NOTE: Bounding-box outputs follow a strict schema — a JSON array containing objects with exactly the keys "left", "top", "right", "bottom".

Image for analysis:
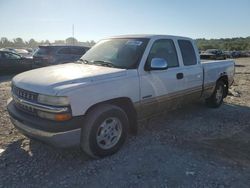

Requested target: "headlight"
[{"left": 38, "top": 94, "right": 69, "bottom": 106}]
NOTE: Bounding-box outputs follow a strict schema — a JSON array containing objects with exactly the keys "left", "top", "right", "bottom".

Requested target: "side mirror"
[{"left": 150, "top": 58, "right": 168, "bottom": 70}]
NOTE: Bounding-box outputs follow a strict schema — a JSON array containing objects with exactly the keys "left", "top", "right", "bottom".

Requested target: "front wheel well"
[{"left": 85, "top": 97, "right": 138, "bottom": 135}]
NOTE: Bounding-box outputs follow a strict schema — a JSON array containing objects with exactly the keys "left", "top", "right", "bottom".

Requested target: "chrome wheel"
[
  {"left": 96, "top": 117, "right": 122, "bottom": 150},
  {"left": 215, "top": 85, "right": 223, "bottom": 104}
]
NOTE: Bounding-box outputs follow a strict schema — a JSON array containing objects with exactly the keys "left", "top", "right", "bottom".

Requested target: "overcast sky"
[{"left": 0, "top": 0, "right": 249, "bottom": 42}]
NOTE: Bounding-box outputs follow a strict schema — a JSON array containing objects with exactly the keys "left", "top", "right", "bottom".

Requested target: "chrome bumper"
[{"left": 7, "top": 99, "right": 82, "bottom": 148}]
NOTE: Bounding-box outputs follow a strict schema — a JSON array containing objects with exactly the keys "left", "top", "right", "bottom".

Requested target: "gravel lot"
[{"left": 1, "top": 58, "right": 250, "bottom": 188}]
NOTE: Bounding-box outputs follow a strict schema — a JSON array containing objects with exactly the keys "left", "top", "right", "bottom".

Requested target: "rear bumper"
[{"left": 7, "top": 99, "right": 83, "bottom": 148}]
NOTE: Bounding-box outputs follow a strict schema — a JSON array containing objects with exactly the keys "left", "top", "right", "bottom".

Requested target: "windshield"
[
  {"left": 80, "top": 38, "right": 149, "bottom": 69},
  {"left": 34, "top": 47, "right": 50, "bottom": 56}
]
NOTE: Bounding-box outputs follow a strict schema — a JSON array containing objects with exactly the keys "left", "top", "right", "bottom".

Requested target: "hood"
[{"left": 12, "top": 63, "right": 127, "bottom": 95}]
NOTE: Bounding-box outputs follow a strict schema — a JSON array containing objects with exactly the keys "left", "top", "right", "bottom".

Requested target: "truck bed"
[{"left": 201, "top": 59, "right": 235, "bottom": 87}]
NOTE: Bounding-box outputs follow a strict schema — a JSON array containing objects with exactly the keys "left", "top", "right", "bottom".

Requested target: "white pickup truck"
[{"left": 7, "top": 35, "right": 234, "bottom": 158}]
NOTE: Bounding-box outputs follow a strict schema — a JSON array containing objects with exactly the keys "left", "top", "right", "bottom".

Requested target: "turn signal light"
[
  {"left": 54, "top": 113, "right": 72, "bottom": 121},
  {"left": 37, "top": 111, "right": 72, "bottom": 121}
]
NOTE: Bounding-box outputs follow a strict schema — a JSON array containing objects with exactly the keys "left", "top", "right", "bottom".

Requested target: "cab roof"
[{"left": 108, "top": 34, "right": 193, "bottom": 41}]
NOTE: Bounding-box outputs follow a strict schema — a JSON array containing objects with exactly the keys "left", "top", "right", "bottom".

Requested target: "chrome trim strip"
[
  {"left": 141, "top": 85, "right": 202, "bottom": 104},
  {"left": 136, "top": 86, "right": 203, "bottom": 119},
  {"left": 12, "top": 94, "right": 69, "bottom": 113}
]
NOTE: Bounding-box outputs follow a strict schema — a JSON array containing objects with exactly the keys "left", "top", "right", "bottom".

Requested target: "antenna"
[{"left": 72, "top": 24, "right": 75, "bottom": 45}]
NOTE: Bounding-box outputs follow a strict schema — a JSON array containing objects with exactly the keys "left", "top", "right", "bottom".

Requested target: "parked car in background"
[
  {"left": 200, "top": 49, "right": 226, "bottom": 60},
  {"left": 0, "top": 50, "right": 33, "bottom": 74},
  {"left": 2, "top": 48, "right": 16, "bottom": 53},
  {"left": 224, "top": 51, "right": 233, "bottom": 58},
  {"left": 231, "top": 51, "right": 241, "bottom": 58},
  {"left": 242, "top": 51, "right": 250, "bottom": 57},
  {"left": 2, "top": 48, "right": 34, "bottom": 58},
  {"left": 33, "top": 45, "right": 90, "bottom": 68},
  {"left": 14, "top": 49, "right": 32, "bottom": 58}
]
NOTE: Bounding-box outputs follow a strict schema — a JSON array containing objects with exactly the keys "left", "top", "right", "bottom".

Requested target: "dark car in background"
[
  {"left": 0, "top": 50, "right": 33, "bottom": 74},
  {"left": 1, "top": 48, "right": 33, "bottom": 58},
  {"left": 33, "top": 45, "right": 90, "bottom": 68},
  {"left": 200, "top": 49, "right": 226, "bottom": 60}
]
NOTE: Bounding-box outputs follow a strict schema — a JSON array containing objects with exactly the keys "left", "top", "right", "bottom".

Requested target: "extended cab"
[{"left": 7, "top": 35, "right": 235, "bottom": 158}]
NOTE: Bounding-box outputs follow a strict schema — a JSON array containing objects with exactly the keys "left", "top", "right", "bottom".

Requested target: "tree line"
[
  {"left": 0, "top": 37, "right": 96, "bottom": 49},
  {"left": 196, "top": 37, "right": 250, "bottom": 51},
  {"left": 1, "top": 36, "right": 250, "bottom": 51}
]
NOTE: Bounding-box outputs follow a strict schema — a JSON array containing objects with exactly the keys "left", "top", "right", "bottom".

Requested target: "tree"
[
  {"left": 89, "top": 40, "right": 96, "bottom": 46},
  {"left": 54, "top": 40, "right": 65, "bottom": 45},
  {"left": 13, "top": 38, "right": 24, "bottom": 48},
  {"left": 0, "top": 37, "right": 13, "bottom": 48},
  {"left": 28, "top": 39, "right": 38, "bottom": 48},
  {"left": 196, "top": 37, "right": 250, "bottom": 51},
  {"left": 44, "top": 40, "right": 50, "bottom": 45},
  {"left": 65, "top": 37, "right": 78, "bottom": 45}
]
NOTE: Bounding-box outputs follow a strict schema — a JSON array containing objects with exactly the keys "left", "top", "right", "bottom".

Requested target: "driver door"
[{"left": 139, "top": 39, "right": 185, "bottom": 118}]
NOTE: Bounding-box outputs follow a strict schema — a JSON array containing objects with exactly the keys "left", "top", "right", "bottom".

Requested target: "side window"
[
  {"left": 4, "top": 52, "right": 21, "bottom": 59},
  {"left": 147, "top": 39, "right": 179, "bottom": 68},
  {"left": 178, "top": 40, "right": 197, "bottom": 66},
  {"left": 71, "top": 47, "right": 85, "bottom": 55},
  {"left": 57, "top": 47, "right": 72, "bottom": 55}
]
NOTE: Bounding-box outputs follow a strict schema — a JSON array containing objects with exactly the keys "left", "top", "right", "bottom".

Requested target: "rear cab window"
[{"left": 178, "top": 40, "right": 197, "bottom": 66}]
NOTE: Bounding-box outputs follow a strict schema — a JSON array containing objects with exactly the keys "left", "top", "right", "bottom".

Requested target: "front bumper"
[{"left": 7, "top": 99, "right": 84, "bottom": 148}]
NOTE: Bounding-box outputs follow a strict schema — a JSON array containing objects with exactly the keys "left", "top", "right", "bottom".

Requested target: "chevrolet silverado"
[{"left": 7, "top": 35, "right": 235, "bottom": 158}]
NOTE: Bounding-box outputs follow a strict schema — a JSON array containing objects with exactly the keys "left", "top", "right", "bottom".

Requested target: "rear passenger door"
[
  {"left": 177, "top": 40, "right": 203, "bottom": 102},
  {"left": 139, "top": 39, "right": 186, "bottom": 118}
]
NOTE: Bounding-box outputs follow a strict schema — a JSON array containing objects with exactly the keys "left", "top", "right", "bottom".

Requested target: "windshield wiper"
[
  {"left": 91, "top": 60, "right": 115, "bottom": 68},
  {"left": 78, "top": 59, "right": 115, "bottom": 68},
  {"left": 77, "top": 59, "right": 90, "bottom": 64}
]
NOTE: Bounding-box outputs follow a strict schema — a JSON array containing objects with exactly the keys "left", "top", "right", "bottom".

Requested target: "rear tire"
[
  {"left": 80, "top": 104, "right": 129, "bottom": 158},
  {"left": 206, "top": 80, "right": 225, "bottom": 108}
]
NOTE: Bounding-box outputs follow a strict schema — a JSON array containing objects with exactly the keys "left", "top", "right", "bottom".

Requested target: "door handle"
[{"left": 176, "top": 73, "right": 184, "bottom": 80}]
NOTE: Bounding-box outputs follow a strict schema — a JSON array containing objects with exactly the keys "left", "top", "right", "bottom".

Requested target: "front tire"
[
  {"left": 81, "top": 104, "right": 129, "bottom": 158},
  {"left": 206, "top": 80, "right": 225, "bottom": 108}
]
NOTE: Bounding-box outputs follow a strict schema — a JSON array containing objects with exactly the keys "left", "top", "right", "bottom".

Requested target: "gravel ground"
[{"left": 1, "top": 58, "right": 250, "bottom": 188}]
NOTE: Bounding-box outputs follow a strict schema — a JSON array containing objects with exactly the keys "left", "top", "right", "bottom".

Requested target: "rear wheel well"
[
  {"left": 217, "top": 75, "right": 228, "bottom": 97},
  {"left": 85, "top": 98, "right": 138, "bottom": 135}
]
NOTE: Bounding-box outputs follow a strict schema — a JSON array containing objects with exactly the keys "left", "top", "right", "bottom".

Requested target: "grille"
[
  {"left": 14, "top": 100, "right": 37, "bottom": 115},
  {"left": 12, "top": 85, "right": 38, "bottom": 115},
  {"left": 12, "top": 85, "right": 38, "bottom": 102}
]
